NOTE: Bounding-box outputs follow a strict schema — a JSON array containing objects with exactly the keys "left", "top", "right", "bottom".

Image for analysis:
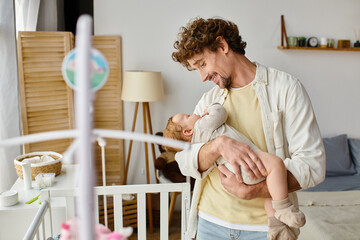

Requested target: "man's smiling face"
[{"left": 188, "top": 48, "right": 232, "bottom": 89}]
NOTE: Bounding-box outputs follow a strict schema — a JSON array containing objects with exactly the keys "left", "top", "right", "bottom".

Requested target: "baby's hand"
[{"left": 201, "top": 107, "right": 209, "bottom": 117}]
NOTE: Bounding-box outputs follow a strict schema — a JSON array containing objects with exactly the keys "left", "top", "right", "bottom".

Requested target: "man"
[{"left": 172, "top": 17, "right": 325, "bottom": 240}]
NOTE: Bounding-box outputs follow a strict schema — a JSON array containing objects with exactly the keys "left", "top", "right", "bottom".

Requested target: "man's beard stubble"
[{"left": 221, "top": 76, "right": 231, "bottom": 89}]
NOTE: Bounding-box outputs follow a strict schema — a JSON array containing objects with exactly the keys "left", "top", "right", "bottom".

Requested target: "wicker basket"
[{"left": 14, "top": 152, "right": 63, "bottom": 180}]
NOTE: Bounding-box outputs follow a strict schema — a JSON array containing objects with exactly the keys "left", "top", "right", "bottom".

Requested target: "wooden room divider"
[
  {"left": 92, "top": 36, "right": 124, "bottom": 186},
  {"left": 17, "top": 31, "right": 75, "bottom": 154},
  {"left": 17, "top": 32, "right": 124, "bottom": 186}
]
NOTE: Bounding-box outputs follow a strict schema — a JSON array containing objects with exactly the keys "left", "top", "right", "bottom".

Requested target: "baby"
[{"left": 163, "top": 103, "right": 305, "bottom": 240}]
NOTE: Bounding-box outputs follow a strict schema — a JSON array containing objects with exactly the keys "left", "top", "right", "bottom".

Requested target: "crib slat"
[
  {"left": 94, "top": 196, "right": 99, "bottom": 223},
  {"left": 137, "top": 192, "right": 146, "bottom": 240},
  {"left": 43, "top": 190, "right": 54, "bottom": 239},
  {"left": 66, "top": 196, "right": 76, "bottom": 218},
  {"left": 114, "top": 194, "right": 123, "bottom": 231},
  {"left": 103, "top": 194, "right": 108, "bottom": 227},
  {"left": 181, "top": 185, "right": 191, "bottom": 240},
  {"left": 160, "top": 191, "right": 169, "bottom": 240},
  {"left": 181, "top": 193, "right": 185, "bottom": 240},
  {"left": 41, "top": 219, "right": 46, "bottom": 240}
]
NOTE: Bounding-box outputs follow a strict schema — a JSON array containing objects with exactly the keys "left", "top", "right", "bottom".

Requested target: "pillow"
[
  {"left": 348, "top": 138, "right": 360, "bottom": 175},
  {"left": 323, "top": 134, "right": 356, "bottom": 176}
]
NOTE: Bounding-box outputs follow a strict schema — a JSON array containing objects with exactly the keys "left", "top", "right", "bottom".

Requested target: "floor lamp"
[{"left": 121, "top": 71, "right": 164, "bottom": 233}]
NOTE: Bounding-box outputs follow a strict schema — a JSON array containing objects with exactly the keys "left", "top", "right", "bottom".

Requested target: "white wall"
[
  {"left": 94, "top": 0, "right": 360, "bottom": 184},
  {"left": 0, "top": 0, "right": 21, "bottom": 192}
]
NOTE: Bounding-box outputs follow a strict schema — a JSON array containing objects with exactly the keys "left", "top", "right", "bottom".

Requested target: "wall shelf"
[
  {"left": 279, "top": 16, "right": 360, "bottom": 52},
  {"left": 277, "top": 46, "right": 360, "bottom": 52}
]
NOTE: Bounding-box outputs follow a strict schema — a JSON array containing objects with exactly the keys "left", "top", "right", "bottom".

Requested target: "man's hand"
[
  {"left": 198, "top": 136, "right": 267, "bottom": 180},
  {"left": 216, "top": 136, "right": 267, "bottom": 181},
  {"left": 218, "top": 164, "right": 270, "bottom": 199},
  {"left": 218, "top": 164, "right": 302, "bottom": 200}
]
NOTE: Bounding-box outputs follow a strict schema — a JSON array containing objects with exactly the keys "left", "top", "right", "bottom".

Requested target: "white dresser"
[{"left": 0, "top": 164, "right": 78, "bottom": 240}]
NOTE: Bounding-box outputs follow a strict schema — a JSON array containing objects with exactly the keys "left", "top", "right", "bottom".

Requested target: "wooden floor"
[{"left": 128, "top": 211, "right": 182, "bottom": 240}]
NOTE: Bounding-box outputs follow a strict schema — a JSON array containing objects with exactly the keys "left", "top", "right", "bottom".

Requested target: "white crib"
[{"left": 24, "top": 182, "right": 191, "bottom": 240}]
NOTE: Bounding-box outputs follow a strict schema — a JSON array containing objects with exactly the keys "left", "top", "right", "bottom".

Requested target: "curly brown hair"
[
  {"left": 163, "top": 117, "right": 189, "bottom": 152},
  {"left": 172, "top": 17, "right": 247, "bottom": 71}
]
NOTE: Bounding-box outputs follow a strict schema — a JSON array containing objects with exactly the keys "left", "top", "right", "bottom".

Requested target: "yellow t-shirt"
[{"left": 198, "top": 83, "right": 268, "bottom": 226}]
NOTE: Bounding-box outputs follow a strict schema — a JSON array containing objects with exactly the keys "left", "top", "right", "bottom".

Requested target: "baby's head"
[{"left": 163, "top": 113, "right": 201, "bottom": 151}]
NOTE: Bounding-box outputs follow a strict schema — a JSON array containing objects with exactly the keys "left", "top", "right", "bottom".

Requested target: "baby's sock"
[
  {"left": 268, "top": 217, "right": 298, "bottom": 240},
  {"left": 272, "top": 197, "right": 306, "bottom": 228}
]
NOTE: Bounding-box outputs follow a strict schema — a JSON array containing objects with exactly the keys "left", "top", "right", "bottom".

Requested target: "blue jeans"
[{"left": 197, "top": 217, "right": 268, "bottom": 240}]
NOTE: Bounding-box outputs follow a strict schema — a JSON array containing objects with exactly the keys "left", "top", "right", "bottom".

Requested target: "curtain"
[
  {"left": 15, "top": 0, "right": 41, "bottom": 33},
  {"left": 0, "top": 0, "right": 22, "bottom": 192},
  {"left": 15, "top": 0, "right": 64, "bottom": 33},
  {"left": 15, "top": 0, "right": 92, "bottom": 34}
]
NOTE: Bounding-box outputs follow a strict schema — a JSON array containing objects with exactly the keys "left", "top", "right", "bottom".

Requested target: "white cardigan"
[{"left": 176, "top": 62, "right": 326, "bottom": 238}]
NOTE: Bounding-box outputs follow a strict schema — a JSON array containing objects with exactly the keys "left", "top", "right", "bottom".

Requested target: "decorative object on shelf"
[
  {"left": 121, "top": 70, "right": 165, "bottom": 233},
  {"left": 288, "top": 36, "right": 298, "bottom": 47},
  {"left": 307, "top": 37, "right": 319, "bottom": 47},
  {"left": 320, "top": 37, "right": 328, "bottom": 48},
  {"left": 328, "top": 38, "right": 335, "bottom": 48},
  {"left": 354, "top": 28, "right": 360, "bottom": 47},
  {"left": 338, "top": 40, "right": 351, "bottom": 48},
  {"left": 298, "top": 37, "right": 306, "bottom": 47},
  {"left": 280, "top": 15, "right": 289, "bottom": 48}
]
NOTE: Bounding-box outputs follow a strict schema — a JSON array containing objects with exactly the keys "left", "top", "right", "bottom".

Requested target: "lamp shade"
[{"left": 121, "top": 71, "right": 164, "bottom": 102}]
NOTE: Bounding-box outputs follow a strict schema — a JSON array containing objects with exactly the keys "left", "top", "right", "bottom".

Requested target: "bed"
[{"left": 297, "top": 135, "right": 360, "bottom": 240}]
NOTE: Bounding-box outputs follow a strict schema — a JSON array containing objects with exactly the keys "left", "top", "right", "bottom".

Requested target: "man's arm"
[
  {"left": 284, "top": 82, "right": 326, "bottom": 189},
  {"left": 198, "top": 136, "right": 267, "bottom": 181},
  {"left": 218, "top": 164, "right": 301, "bottom": 200}
]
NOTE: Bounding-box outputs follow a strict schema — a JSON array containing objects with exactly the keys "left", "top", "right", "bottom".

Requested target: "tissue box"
[{"left": 35, "top": 173, "right": 55, "bottom": 188}]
